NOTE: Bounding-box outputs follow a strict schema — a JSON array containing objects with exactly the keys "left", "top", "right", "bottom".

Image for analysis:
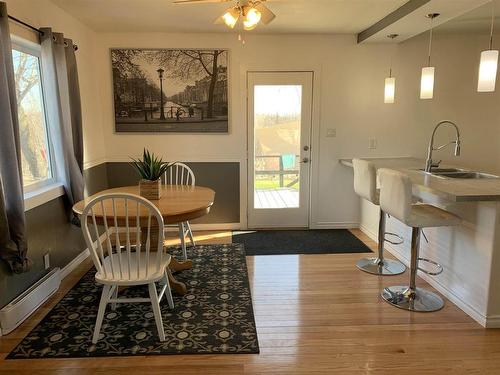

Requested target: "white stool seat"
[
  {"left": 378, "top": 168, "right": 461, "bottom": 312},
  {"left": 352, "top": 159, "right": 405, "bottom": 276},
  {"left": 353, "top": 159, "right": 379, "bottom": 205},
  {"left": 407, "top": 204, "right": 461, "bottom": 228}
]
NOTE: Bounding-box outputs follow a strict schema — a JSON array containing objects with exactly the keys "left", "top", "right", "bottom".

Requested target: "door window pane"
[
  {"left": 253, "top": 85, "right": 301, "bottom": 209},
  {"left": 12, "top": 48, "right": 52, "bottom": 188}
]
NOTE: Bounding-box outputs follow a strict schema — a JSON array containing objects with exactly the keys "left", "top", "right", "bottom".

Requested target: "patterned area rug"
[{"left": 7, "top": 244, "right": 259, "bottom": 358}]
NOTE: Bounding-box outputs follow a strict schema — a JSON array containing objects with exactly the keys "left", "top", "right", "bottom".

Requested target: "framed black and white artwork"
[{"left": 111, "top": 48, "right": 228, "bottom": 133}]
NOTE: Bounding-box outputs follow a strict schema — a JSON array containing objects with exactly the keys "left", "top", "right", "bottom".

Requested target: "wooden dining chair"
[
  {"left": 80, "top": 193, "right": 174, "bottom": 344},
  {"left": 163, "top": 162, "right": 196, "bottom": 260}
]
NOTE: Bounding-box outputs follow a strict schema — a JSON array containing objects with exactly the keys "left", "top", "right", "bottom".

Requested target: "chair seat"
[
  {"left": 407, "top": 204, "right": 461, "bottom": 228},
  {"left": 95, "top": 252, "right": 171, "bottom": 285}
]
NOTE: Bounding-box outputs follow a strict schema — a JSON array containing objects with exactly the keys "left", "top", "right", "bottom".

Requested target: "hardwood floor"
[{"left": 1, "top": 229, "right": 500, "bottom": 374}]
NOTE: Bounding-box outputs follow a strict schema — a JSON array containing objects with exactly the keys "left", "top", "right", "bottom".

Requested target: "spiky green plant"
[{"left": 130, "top": 149, "right": 175, "bottom": 181}]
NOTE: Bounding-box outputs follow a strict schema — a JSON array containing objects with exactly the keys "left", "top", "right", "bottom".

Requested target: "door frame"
[{"left": 240, "top": 66, "right": 322, "bottom": 230}]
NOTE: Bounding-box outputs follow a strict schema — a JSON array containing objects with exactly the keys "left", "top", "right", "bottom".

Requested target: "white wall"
[
  {"left": 5, "top": 0, "right": 106, "bottom": 168},
  {"left": 93, "top": 30, "right": 500, "bottom": 228}
]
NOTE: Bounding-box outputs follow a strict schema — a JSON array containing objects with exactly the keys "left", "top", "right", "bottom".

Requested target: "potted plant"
[{"left": 131, "top": 149, "right": 175, "bottom": 200}]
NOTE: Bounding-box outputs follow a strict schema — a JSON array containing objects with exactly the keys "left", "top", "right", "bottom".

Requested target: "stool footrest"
[
  {"left": 384, "top": 232, "right": 404, "bottom": 245},
  {"left": 417, "top": 257, "right": 443, "bottom": 276}
]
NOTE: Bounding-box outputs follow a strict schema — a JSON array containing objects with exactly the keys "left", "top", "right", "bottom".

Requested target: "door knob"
[
  {"left": 301, "top": 157, "right": 309, "bottom": 163},
  {"left": 303, "top": 145, "right": 310, "bottom": 151}
]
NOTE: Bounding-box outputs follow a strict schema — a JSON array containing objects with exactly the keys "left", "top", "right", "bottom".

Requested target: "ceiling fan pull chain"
[{"left": 238, "top": 33, "right": 246, "bottom": 45}]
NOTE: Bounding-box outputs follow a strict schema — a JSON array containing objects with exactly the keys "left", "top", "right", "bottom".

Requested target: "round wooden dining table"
[{"left": 72, "top": 185, "right": 215, "bottom": 295}]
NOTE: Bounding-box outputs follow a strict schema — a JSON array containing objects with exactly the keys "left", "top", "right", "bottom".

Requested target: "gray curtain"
[
  {"left": 0, "top": 2, "right": 30, "bottom": 273},
  {"left": 40, "top": 28, "right": 84, "bottom": 214}
]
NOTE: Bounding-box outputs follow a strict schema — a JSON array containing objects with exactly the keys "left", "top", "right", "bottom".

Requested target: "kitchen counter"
[{"left": 339, "top": 157, "right": 500, "bottom": 202}]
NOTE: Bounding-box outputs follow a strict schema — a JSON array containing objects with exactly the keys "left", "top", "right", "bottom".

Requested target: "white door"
[{"left": 247, "top": 71, "right": 313, "bottom": 228}]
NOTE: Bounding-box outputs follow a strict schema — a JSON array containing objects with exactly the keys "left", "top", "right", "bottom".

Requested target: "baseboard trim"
[
  {"left": 359, "top": 224, "right": 491, "bottom": 328},
  {"left": 60, "top": 249, "right": 90, "bottom": 280},
  {"left": 189, "top": 223, "right": 240, "bottom": 231},
  {"left": 165, "top": 223, "right": 240, "bottom": 231},
  {"left": 484, "top": 315, "right": 500, "bottom": 328},
  {"left": 311, "top": 221, "right": 359, "bottom": 229}
]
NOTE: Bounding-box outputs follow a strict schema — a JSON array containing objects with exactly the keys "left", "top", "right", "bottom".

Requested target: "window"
[{"left": 11, "top": 40, "right": 54, "bottom": 192}]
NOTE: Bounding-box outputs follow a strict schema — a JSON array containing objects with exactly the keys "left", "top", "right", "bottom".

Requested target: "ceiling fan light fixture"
[
  {"left": 221, "top": 7, "right": 240, "bottom": 29},
  {"left": 243, "top": 7, "right": 261, "bottom": 30}
]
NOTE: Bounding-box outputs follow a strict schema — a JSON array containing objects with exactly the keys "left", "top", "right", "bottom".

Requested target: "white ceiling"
[
  {"left": 363, "top": 0, "right": 492, "bottom": 43},
  {"left": 436, "top": 0, "right": 500, "bottom": 35},
  {"left": 49, "top": 0, "right": 408, "bottom": 34}
]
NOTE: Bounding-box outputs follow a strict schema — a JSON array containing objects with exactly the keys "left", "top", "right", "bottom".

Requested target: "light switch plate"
[
  {"left": 326, "top": 128, "right": 336, "bottom": 137},
  {"left": 43, "top": 253, "right": 50, "bottom": 270}
]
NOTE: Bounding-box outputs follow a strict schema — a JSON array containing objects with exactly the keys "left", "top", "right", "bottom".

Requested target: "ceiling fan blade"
[
  {"left": 255, "top": 3, "right": 276, "bottom": 25},
  {"left": 173, "top": 0, "right": 231, "bottom": 4}
]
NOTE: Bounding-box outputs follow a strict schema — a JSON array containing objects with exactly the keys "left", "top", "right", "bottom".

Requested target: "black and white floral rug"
[{"left": 7, "top": 244, "right": 259, "bottom": 359}]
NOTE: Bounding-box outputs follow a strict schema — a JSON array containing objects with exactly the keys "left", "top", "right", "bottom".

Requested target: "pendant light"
[
  {"left": 478, "top": 1, "right": 498, "bottom": 92},
  {"left": 384, "top": 34, "right": 398, "bottom": 104},
  {"left": 420, "top": 13, "right": 439, "bottom": 99}
]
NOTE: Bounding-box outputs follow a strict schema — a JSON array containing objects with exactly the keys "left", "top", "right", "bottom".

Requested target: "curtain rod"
[
  {"left": 7, "top": 14, "right": 78, "bottom": 51},
  {"left": 8, "top": 15, "right": 43, "bottom": 35}
]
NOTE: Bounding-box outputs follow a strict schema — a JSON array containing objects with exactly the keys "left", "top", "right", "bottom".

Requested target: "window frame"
[{"left": 11, "top": 35, "right": 63, "bottom": 210}]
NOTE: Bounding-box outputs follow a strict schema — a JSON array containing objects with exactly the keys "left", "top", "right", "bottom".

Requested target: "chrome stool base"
[
  {"left": 381, "top": 285, "right": 444, "bottom": 312},
  {"left": 356, "top": 257, "right": 406, "bottom": 275}
]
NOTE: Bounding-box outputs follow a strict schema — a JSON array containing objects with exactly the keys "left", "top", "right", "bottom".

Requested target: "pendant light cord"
[
  {"left": 427, "top": 17, "right": 434, "bottom": 67},
  {"left": 387, "top": 34, "right": 398, "bottom": 77},
  {"left": 489, "top": 1, "right": 495, "bottom": 50}
]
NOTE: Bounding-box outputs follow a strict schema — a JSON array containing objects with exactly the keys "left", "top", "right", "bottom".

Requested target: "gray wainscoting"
[{"left": 105, "top": 162, "right": 240, "bottom": 224}]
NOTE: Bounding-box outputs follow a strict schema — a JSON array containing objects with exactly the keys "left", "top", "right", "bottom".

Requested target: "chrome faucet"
[{"left": 425, "top": 120, "right": 461, "bottom": 172}]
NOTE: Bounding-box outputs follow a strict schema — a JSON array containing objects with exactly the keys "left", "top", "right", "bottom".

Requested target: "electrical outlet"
[
  {"left": 326, "top": 128, "right": 336, "bottom": 137},
  {"left": 369, "top": 138, "right": 377, "bottom": 150},
  {"left": 43, "top": 253, "right": 50, "bottom": 270}
]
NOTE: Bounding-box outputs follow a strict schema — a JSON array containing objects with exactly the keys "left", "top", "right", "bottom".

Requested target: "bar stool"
[
  {"left": 352, "top": 159, "right": 406, "bottom": 275},
  {"left": 378, "top": 168, "right": 461, "bottom": 312}
]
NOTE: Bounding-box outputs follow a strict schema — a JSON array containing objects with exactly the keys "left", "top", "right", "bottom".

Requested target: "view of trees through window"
[
  {"left": 253, "top": 85, "right": 302, "bottom": 209},
  {"left": 12, "top": 48, "right": 52, "bottom": 188}
]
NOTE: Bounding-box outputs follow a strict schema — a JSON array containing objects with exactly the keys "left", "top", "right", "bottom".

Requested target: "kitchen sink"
[
  {"left": 419, "top": 168, "right": 467, "bottom": 173},
  {"left": 433, "top": 171, "right": 499, "bottom": 179},
  {"left": 417, "top": 169, "right": 500, "bottom": 179}
]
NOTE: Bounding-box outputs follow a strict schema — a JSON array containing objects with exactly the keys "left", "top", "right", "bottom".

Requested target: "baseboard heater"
[{"left": 0, "top": 267, "right": 61, "bottom": 336}]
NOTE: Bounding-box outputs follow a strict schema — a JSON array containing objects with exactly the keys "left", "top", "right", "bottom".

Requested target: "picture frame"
[{"left": 111, "top": 48, "right": 229, "bottom": 133}]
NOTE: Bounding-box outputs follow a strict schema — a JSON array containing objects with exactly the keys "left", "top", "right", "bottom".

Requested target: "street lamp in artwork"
[{"left": 157, "top": 68, "right": 166, "bottom": 120}]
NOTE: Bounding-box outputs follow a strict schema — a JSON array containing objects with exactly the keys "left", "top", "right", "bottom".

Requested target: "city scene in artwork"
[{"left": 111, "top": 48, "right": 228, "bottom": 133}]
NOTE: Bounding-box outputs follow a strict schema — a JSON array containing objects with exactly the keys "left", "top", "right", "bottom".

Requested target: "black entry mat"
[
  {"left": 233, "top": 229, "right": 372, "bottom": 256},
  {"left": 7, "top": 244, "right": 259, "bottom": 359}
]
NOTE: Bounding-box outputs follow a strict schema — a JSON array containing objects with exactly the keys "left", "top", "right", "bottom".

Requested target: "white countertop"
[{"left": 339, "top": 157, "right": 500, "bottom": 202}]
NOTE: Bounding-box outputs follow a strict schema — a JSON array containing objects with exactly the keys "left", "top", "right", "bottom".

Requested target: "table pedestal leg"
[
  {"left": 148, "top": 223, "right": 193, "bottom": 295},
  {"left": 169, "top": 257, "right": 193, "bottom": 272},
  {"left": 166, "top": 267, "right": 187, "bottom": 295}
]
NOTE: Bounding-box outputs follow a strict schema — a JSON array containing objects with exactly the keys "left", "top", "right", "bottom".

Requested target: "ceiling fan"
[{"left": 172, "top": 0, "right": 276, "bottom": 31}]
